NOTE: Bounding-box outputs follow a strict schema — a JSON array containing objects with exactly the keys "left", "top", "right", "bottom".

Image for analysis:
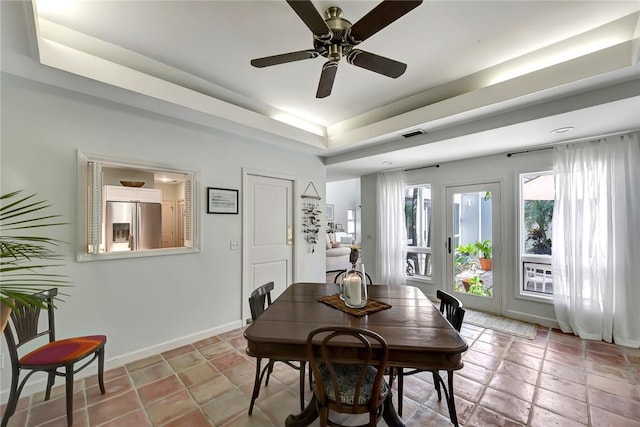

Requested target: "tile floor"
[{"left": 2, "top": 324, "right": 640, "bottom": 426}]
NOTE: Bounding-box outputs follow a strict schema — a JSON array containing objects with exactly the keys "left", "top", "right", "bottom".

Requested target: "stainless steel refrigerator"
[{"left": 105, "top": 201, "right": 162, "bottom": 252}]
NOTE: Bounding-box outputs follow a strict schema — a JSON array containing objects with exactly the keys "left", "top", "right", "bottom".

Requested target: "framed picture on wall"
[
  {"left": 325, "top": 204, "right": 334, "bottom": 221},
  {"left": 207, "top": 187, "right": 238, "bottom": 214}
]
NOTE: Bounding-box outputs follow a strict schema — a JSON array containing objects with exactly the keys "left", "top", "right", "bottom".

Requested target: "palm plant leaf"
[
  {"left": 1, "top": 240, "right": 61, "bottom": 256},
  {"left": 1, "top": 190, "right": 69, "bottom": 310}
]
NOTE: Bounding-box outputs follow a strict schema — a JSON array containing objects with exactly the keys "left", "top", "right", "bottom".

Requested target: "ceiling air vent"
[{"left": 401, "top": 129, "right": 426, "bottom": 138}]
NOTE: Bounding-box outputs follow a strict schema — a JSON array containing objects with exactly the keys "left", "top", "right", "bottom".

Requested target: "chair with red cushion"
[{"left": 1, "top": 288, "right": 106, "bottom": 426}]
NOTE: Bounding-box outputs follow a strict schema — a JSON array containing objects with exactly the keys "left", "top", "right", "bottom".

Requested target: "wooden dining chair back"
[
  {"left": 393, "top": 289, "right": 465, "bottom": 417},
  {"left": 248, "top": 281, "right": 273, "bottom": 321},
  {"left": 1, "top": 288, "right": 106, "bottom": 427},
  {"left": 437, "top": 289, "right": 465, "bottom": 332},
  {"left": 247, "top": 282, "right": 306, "bottom": 415},
  {"left": 307, "top": 326, "right": 389, "bottom": 427}
]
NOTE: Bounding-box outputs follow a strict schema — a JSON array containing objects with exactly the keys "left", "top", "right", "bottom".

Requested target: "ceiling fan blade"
[
  {"left": 286, "top": 0, "right": 333, "bottom": 42},
  {"left": 346, "top": 49, "right": 407, "bottom": 78},
  {"left": 251, "top": 50, "right": 319, "bottom": 68},
  {"left": 348, "top": 0, "right": 422, "bottom": 44},
  {"left": 316, "top": 61, "right": 339, "bottom": 98}
]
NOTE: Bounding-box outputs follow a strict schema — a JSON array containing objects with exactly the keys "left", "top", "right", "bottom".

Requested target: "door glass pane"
[
  {"left": 453, "top": 190, "right": 493, "bottom": 298},
  {"left": 405, "top": 185, "right": 432, "bottom": 279}
]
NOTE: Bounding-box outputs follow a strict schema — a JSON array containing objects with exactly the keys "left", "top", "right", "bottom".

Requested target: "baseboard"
[
  {"left": 503, "top": 308, "right": 559, "bottom": 329},
  {"left": 0, "top": 320, "right": 243, "bottom": 404},
  {"left": 426, "top": 294, "right": 560, "bottom": 330}
]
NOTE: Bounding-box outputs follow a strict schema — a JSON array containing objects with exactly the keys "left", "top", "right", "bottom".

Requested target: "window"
[
  {"left": 520, "top": 172, "right": 554, "bottom": 296},
  {"left": 405, "top": 185, "right": 432, "bottom": 279},
  {"left": 78, "top": 152, "right": 199, "bottom": 261},
  {"left": 346, "top": 209, "right": 355, "bottom": 234}
]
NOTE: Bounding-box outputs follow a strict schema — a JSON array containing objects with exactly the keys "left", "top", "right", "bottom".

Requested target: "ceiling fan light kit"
[{"left": 251, "top": 0, "right": 423, "bottom": 98}]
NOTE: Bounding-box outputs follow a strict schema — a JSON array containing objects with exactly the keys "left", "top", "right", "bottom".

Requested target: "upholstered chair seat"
[
  {"left": 19, "top": 335, "right": 106, "bottom": 366},
  {"left": 315, "top": 364, "right": 389, "bottom": 406}
]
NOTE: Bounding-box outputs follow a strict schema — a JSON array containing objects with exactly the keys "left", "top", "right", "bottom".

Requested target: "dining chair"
[
  {"left": 307, "top": 326, "right": 389, "bottom": 427},
  {"left": 247, "top": 281, "right": 307, "bottom": 415},
  {"left": 1, "top": 288, "right": 106, "bottom": 427},
  {"left": 392, "top": 289, "right": 465, "bottom": 417}
]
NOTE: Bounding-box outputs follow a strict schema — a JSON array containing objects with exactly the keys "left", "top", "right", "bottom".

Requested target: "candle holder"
[
  {"left": 338, "top": 262, "right": 349, "bottom": 301},
  {"left": 344, "top": 263, "right": 367, "bottom": 308},
  {"left": 338, "top": 262, "right": 355, "bottom": 301},
  {"left": 338, "top": 277, "right": 346, "bottom": 301}
]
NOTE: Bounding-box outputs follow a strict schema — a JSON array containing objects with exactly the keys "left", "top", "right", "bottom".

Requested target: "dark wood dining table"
[{"left": 244, "top": 282, "right": 468, "bottom": 426}]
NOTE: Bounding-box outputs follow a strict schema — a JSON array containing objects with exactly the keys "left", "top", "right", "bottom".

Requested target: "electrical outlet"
[{"left": 230, "top": 241, "right": 240, "bottom": 250}]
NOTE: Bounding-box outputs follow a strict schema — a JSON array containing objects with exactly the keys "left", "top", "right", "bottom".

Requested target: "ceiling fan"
[{"left": 250, "top": 0, "right": 423, "bottom": 98}]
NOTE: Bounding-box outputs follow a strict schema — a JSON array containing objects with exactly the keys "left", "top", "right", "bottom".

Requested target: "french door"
[{"left": 445, "top": 182, "right": 501, "bottom": 313}]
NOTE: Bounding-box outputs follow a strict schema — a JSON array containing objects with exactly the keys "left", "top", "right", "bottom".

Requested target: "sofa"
[{"left": 325, "top": 233, "right": 351, "bottom": 271}]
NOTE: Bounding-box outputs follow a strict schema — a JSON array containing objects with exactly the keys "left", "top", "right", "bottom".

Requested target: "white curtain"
[
  {"left": 376, "top": 170, "right": 407, "bottom": 285},
  {"left": 552, "top": 132, "right": 640, "bottom": 347}
]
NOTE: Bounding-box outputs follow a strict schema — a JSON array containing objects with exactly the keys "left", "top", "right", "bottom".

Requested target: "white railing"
[
  {"left": 522, "top": 261, "right": 553, "bottom": 295},
  {"left": 406, "top": 247, "right": 432, "bottom": 278}
]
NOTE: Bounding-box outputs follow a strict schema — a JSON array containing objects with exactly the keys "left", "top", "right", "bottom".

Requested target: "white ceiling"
[{"left": 32, "top": 1, "right": 640, "bottom": 181}]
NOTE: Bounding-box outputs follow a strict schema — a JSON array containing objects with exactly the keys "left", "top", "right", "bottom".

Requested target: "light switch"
[{"left": 230, "top": 241, "right": 240, "bottom": 250}]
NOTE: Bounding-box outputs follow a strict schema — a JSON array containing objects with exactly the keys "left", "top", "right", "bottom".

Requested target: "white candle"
[
  {"left": 342, "top": 277, "right": 349, "bottom": 300},
  {"left": 348, "top": 276, "right": 362, "bottom": 306}
]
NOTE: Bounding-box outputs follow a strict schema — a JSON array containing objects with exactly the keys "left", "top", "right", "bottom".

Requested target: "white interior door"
[
  {"left": 161, "top": 201, "right": 175, "bottom": 247},
  {"left": 445, "top": 182, "right": 501, "bottom": 314},
  {"left": 177, "top": 200, "right": 185, "bottom": 247},
  {"left": 243, "top": 172, "right": 294, "bottom": 323}
]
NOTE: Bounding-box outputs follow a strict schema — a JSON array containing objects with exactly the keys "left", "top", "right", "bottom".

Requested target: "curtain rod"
[
  {"left": 506, "top": 147, "right": 552, "bottom": 157},
  {"left": 404, "top": 164, "right": 440, "bottom": 172},
  {"left": 506, "top": 129, "right": 639, "bottom": 158}
]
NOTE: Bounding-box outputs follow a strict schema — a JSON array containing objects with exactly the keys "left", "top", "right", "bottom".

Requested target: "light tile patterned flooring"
[{"left": 2, "top": 324, "right": 640, "bottom": 426}]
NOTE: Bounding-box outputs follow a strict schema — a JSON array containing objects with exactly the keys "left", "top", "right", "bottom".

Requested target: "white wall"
[
  {"left": 156, "top": 182, "right": 181, "bottom": 201},
  {"left": 103, "top": 167, "right": 156, "bottom": 188},
  {"left": 0, "top": 73, "right": 326, "bottom": 398},
  {"left": 361, "top": 149, "right": 560, "bottom": 327}
]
